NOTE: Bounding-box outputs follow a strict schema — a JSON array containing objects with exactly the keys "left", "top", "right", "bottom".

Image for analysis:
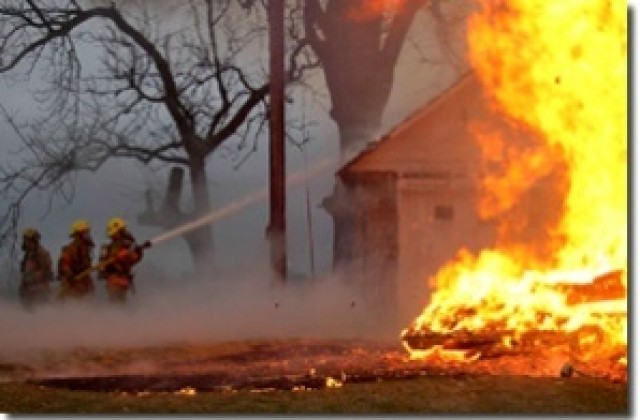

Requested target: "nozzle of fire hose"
[{"left": 136, "top": 240, "right": 152, "bottom": 252}]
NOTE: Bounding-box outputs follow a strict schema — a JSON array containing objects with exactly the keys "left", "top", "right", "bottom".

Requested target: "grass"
[{"left": 0, "top": 374, "right": 628, "bottom": 415}]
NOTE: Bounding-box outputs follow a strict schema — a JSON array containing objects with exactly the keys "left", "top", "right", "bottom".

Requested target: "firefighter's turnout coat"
[
  {"left": 57, "top": 239, "right": 95, "bottom": 299},
  {"left": 99, "top": 238, "right": 142, "bottom": 302},
  {"left": 20, "top": 245, "right": 53, "bottom": 305}
]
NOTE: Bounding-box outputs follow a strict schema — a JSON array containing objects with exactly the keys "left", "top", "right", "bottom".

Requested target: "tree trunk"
[
  {"left": 321, "top": 25, "right": 393, "bottom": 161},
  {"left": 186, "top": 155, "right": 215, "bottom": 277},
  {"left": 306, "top": 0, "right": 424, "bottom": 159}
]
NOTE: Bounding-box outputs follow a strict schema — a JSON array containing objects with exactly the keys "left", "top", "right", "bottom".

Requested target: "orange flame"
[
  {"left": 404, "top": 0, "right": 626, "bottom": 365},
  {"left": 348, "top": 0, "right": 407, "bottom": 20}
]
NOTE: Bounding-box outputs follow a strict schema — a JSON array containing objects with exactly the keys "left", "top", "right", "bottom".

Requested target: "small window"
[{"left": 434, "top": 205, "right": 454, "bottom": 221}]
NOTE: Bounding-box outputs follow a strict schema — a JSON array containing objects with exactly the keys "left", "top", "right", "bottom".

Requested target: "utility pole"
[{"left": 268, "top": 0, "right": 287, "bottom": 280}]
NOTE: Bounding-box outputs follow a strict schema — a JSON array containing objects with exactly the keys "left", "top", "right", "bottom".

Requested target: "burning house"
[
  {"left": 327, "top": 74, "right": 491, "bottom": 321},
  {"left": 328, "top": 0, "right": 626, "bottom": 378},
  {"left": 327, "top": 72, "right": 566, "bottom": 329}
]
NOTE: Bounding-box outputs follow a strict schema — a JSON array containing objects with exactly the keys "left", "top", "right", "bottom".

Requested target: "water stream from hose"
[{"left": 148, "top": 159, "right": 333, "bottom": 246}]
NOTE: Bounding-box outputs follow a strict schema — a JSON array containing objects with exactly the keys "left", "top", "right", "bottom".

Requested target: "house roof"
[{"left": 339, "top": 71, "right": 529, "bottom": 181}]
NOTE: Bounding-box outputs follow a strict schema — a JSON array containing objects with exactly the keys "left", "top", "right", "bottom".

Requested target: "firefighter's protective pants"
[{"left": 106, "top": 274, "right": 131, "bottom": 303}]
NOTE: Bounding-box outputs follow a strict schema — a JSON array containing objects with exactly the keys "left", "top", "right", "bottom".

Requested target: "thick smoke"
[
  {"left": 0, "top": 161, "right": 390, "bottom": 362},
  {"left": 0, "top": 266, "right": 386, "bottom": 358}
]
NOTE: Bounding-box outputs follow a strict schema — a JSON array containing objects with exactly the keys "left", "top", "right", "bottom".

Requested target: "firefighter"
[
  {"left": 57, "top": 220, "right": 95, "bottom": 300},
  {"left": 19, "top": 228, "right": 54, "bottom": 308},
  {"left": 98, "top": 217, "right": 148, "bottom": 303}
]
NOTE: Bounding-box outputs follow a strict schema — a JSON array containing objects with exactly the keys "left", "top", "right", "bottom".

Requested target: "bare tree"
[{"left": 0, "top": 0, "right": 308, "bottom": 273}]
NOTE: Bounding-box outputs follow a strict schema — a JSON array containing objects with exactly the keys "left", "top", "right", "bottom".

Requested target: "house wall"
[
  {"left": 341, "top": 169, "right": 498, "bottom": 332},
  {"left": 340, "top": 174, "right": 399, "bottom": 331},
  {"left": 395, "top": 174, "right": 496, "bottom": 327}
]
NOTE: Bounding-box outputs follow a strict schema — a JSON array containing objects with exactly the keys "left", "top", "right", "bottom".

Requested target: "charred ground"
[{"left": 0, "top": 338, "right": 628, "bottom": 414}]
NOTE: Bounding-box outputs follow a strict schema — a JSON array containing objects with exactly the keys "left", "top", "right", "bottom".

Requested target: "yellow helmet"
[
  {"left": 106, "top": 217, "right": 127, "bottom": 237},
  {"left": 22, "top": 228, "right": 40, "bottom": 241},
  {"left": 70, "top": 219, "right": 90, "bottom": 236}
]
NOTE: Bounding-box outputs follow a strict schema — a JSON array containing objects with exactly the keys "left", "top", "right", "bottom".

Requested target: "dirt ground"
[{"left": 0, "top": 338, "right": 628, "bottom": 414}]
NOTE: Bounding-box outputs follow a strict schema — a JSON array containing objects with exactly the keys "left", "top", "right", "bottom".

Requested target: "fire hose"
[
  {"left": 60, "top": 240, "right": 153, "bottom": 293},
  {"left": 70, "top": 240, "right": 153, "bottom": 283}
]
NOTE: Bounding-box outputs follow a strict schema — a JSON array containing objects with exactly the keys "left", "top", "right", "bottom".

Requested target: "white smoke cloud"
[{"left": 0, "top": 265, "right": 391, "bottom": 362}]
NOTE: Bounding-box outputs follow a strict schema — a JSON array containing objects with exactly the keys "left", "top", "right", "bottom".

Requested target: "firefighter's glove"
[{"left": 135, "top": 240, "right": 152, "bottom": 253}]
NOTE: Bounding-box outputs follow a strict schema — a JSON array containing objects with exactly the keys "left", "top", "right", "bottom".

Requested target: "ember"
[
  {"left": 402, "top": 0, "right": 626, "bottom": 380},
  {"left": 176, "top": 387, "right": 197, "bottom": 396},
  {"left": 24, "top": 339, "right": 626, "bottom": 394}
]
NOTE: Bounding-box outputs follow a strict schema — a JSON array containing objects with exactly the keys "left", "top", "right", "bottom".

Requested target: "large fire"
[{"left": 402, "top": 0, "right": 627, "bottom": 370}]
